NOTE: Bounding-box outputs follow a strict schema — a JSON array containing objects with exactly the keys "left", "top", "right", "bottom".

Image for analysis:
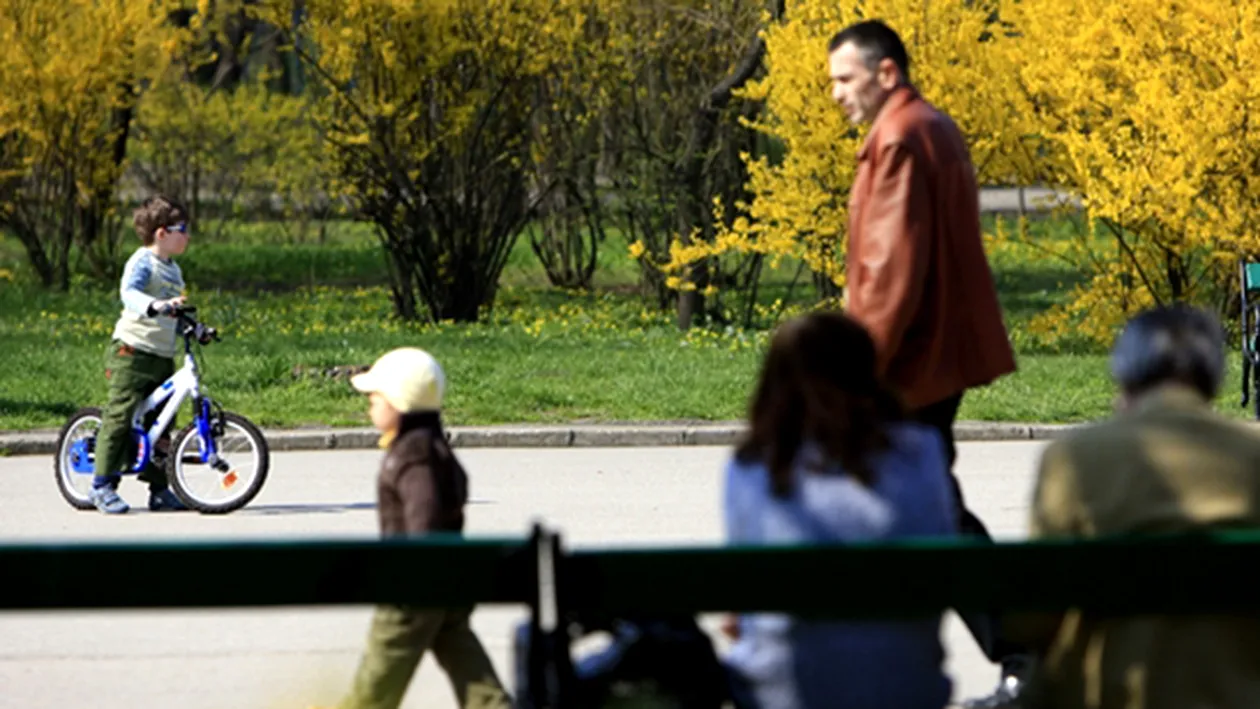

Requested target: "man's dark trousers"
[{"left": 910, "top": 394, "right": 1028, "bottom": 668}]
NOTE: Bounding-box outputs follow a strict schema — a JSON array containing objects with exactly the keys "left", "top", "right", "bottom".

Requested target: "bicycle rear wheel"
[{"left": 167, "top": 411, "right": 269, "bottom": 514}]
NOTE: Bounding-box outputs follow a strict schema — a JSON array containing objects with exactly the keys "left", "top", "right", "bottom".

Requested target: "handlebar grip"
[{"left": 195, "top": 324, "right": 220, "bottom": 345}]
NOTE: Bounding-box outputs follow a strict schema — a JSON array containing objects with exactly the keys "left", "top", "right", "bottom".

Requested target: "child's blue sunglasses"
[{"left": 167, "top": 222, "right": 188, "bottom": 233}]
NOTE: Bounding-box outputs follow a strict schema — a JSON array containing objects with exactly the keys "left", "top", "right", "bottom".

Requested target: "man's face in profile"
[{"left": 829, "top": 42, "right": 898, "bottom": 125}]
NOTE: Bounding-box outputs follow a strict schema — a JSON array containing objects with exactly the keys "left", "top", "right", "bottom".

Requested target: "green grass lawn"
[{"left": 1, "top": 214, "right": 1253, "bottom": 431}]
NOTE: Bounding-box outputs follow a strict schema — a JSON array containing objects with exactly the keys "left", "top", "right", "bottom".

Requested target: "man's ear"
[{"left": 877, "top": 57, "right": 902, "bottom": 90}]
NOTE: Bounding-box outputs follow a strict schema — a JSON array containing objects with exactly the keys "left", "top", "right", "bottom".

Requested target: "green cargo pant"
[
  {"left": 339, "top": 605, "right": 510, "bottom": 709},
  {"left": 95, "top": 341, "right": 176, "bottom": 491}
]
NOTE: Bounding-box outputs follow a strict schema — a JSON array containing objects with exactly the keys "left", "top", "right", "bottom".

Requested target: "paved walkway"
[
  {"left": 0, "top": 419, "right": 1083, "bottom": 457},
  {"left": 0, "top": 442, "right": 1048, "bottom": 709},
  {"left": 978, "top": 186, "right": 1079, "bottom": 213}
]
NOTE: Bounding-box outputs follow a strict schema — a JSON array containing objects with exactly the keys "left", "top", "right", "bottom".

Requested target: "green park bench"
[
  {"left": 1241, "top": 260, "right": 1260, "bottom": 419},
  {"left": 8, "top": 526, "right": 1257, "bottom": 614},
  {"left": 5, "top": 525, "right": 1260, "bottom": 705}
]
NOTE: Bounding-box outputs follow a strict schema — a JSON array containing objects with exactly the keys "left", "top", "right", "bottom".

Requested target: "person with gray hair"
[
  {"left": 1016, "top": 303, "right": 1260, "bottom": 709},
  {"left": 1110, "top": 303, "right": 1226, "bottom": 405}
]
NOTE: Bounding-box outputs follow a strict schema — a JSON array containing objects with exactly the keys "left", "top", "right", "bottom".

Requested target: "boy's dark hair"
[
  {"left": 828, "top": 20, "right": 911, "bottom": 81},
  {"left": 132, "top": 195, "right": 188, "bottom": 246}
]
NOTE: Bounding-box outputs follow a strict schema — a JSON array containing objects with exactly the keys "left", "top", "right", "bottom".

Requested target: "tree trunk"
[
  {"left": 674, "top": 0, "right": 786, "bottom": 330},
  {"left": 82, "top": 89, "right": 136, "bottom": 279},
  {"left": 12, "top": 225, "right": 56, "bottom": 288}
]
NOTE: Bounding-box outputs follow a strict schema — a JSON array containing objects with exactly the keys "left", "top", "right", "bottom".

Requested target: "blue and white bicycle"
[{"left": 54, "top": 306, "right": 270, "bottom": 514}]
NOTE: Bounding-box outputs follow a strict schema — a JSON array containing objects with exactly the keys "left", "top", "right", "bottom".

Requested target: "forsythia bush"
[
  {"left": 599, "top": 0, "right": 764, "bottom": 306},
  {"left": 261, "top": 0, "right": 764, "bottom": 321},
  {"left": 259, "top": 0, "right": 597, "bottom": 321},
  {"left": 1008, "top": 0, "right": 1260, "bottom": 345},
  {"left": 646, "top": 0, "right": 1036, "bottom": 291},
  {"left": 530, "top": 0, "right": 762, "bottom": 300},
  {"left": 648, "top": 0, "right": 1260, "bottom": 350},
  {"left": 0, "top": 0, "right": 187, "bottom": 288}
]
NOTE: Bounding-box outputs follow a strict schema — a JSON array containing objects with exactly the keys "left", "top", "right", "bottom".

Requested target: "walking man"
[{"left": 828, "top": 19, "right": 1025, "bottom": 708}]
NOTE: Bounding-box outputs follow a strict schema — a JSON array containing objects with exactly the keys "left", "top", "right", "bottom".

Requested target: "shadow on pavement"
[
  {"left": 240, "top": 501, "right": 378, "bottom": 515},
  {"left": 237, "top": 498, "right": 497, "bottom": 515}
]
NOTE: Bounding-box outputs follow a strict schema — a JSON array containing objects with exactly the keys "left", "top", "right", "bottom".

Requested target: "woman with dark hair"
[{"left": 723, "top": 311, "right": 958, "bottom": 709}]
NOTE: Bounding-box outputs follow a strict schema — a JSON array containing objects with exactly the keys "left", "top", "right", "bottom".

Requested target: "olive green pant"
[
  {"left": 95, "top": 341, "right": 175, "bottom": 491},
  {"left": 339, "top": 605, "right": 510, "bottom": 709}
]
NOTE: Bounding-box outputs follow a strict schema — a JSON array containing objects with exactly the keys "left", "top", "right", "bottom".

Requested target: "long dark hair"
[{"left": 735, "top": 311, "right": 904, "bottom": 497}]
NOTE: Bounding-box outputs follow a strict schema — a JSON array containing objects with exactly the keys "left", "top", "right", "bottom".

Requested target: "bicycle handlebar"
[{"left": 171, "top": 306, "right": 221, "bottom": 345}]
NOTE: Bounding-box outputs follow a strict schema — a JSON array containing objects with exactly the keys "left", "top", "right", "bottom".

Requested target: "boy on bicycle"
[{"left": 90, "top": 195, "right": 193, "bottom": 515}]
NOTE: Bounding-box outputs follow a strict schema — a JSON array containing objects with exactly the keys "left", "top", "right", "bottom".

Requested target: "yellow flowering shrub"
[
  {"left": 259, "top": 0, "right": 596, "bottom": 322},
  {"left": 1007, "top": 0, "right": 1260, "bottom": 346},
  {"left": 646, "top": 0, "right": 1260, "bottom": 350},
  {"left": 0, "top": 0, "right": 188, "bottom": 288},
  {"left": 598, "top": 0, "right": 764, "bottom": 311},
  {"left": 643, "top": 0, "right": 1036, "bottom": 290}
]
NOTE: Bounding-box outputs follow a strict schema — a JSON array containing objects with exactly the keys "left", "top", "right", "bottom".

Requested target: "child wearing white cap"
[{"left": 333, "top": 347, "right": 510, "bottom": 709}]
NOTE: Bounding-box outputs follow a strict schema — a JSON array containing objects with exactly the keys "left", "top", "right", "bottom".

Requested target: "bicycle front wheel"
[
  {"left": 167, "top": 411, "right": 269, "bottom": 514},
  {"left": 54, "top": 407, "right": 103, "bottom": 510}
]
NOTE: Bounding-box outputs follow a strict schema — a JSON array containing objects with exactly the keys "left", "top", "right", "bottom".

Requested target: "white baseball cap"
[{"left": 351, "top": 347, "right": 446, "bottom": 413}]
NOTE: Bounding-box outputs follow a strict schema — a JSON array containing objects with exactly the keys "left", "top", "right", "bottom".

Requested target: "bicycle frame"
[{"left": 125, "top": 339, "right": 218, "bottom": 473}]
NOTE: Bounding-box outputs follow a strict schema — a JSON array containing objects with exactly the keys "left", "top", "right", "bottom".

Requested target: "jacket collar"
[
  {"left": 1124, "top": 383, "right": 1212, "bottom": 417},
  {"left": 858, "top": 85, "right": 921, "bottom": 160},
  {"left": 378, "top": 411, "right": 444, "bottom": 449}
]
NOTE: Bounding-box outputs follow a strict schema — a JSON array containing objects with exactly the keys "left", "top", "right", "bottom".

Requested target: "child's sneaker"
[
  {"left": 89, "top": 485, "right": 130, "bottom": 514},
  {"left": 148, "top": 488, "right": 188, "bottom": 512}
]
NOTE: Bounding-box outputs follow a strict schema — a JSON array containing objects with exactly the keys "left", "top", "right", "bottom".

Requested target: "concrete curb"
[{"left": 0, "top": 421, "right": 1087, "bottom": 457}]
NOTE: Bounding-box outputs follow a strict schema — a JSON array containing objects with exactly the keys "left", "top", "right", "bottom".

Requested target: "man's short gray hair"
[{"left": 1110, "top": 304, "right": 1226, "bottom": 399}]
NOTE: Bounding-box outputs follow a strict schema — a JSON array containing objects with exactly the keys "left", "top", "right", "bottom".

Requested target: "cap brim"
[{"left": 350, "top": 370, "right": 381, "bottom": 393}]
